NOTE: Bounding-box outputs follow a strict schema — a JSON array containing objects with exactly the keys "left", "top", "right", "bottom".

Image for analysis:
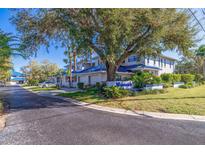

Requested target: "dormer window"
[{"left": 128, "top": 55, "right": 137, "bottom": 62}]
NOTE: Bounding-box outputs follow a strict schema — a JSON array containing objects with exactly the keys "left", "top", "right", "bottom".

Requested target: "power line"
[{"left": 188, "top": 8, "right": 205, "bottom": 34}]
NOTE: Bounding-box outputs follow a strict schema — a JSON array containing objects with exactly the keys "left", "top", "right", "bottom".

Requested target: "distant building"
[{"left": 10, "top": 70, "right": 26, "bottom": 84}]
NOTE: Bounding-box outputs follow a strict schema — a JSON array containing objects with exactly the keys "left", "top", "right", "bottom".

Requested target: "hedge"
[{"left": 181, "top": 74, "right": 195, "bottom": 84}]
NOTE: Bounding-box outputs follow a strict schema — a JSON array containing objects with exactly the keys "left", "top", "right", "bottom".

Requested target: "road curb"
[
  {"left": 40, "top": 94, "right": 205, "bottom": 122},
  {"left": 22, "top": 86, "right": 205, "bottom": 122}
]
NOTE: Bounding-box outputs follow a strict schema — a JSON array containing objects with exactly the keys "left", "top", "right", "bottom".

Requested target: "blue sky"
[
  {"left": 0, "top": 9, "right": 66, "bottom": 72},
  {"left": 0, "top": 8, "right": 204, "bottom": 72}
]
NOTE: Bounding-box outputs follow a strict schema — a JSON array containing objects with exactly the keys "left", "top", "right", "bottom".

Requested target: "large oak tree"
[{"left": 12, "top": 9, "right": 196, "bottom": 81}]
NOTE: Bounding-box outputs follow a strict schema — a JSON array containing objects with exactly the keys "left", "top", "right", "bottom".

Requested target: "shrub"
[
  {"left": 160, "top": 73, "right": 173, "bottom": 83},
  {"left": 194, "top": 74, "right": 204, "bottom": 83},
  {"left": 103, "top": 86, "right": 132, "bottom": 98},
  {"left": 140, "top": 89, "right": 168, "bottom": 95},
  {"left": 22, "top": 83, "right": 29, "bottom": 87},
  {"left": 195, "top": 82, "right": 202, "bottom": 86},
  {"left": 28, "top": 79, "right": 39, "bottom": 86},
  {"left": 95, "top": 82, "right": 101, "bottom": 89},
  {"left": 179, "top": 83, "right": 194, "bottom": 89},
  {"left": 163, "top": 83, "right": 171, "bottom": 88},
  {"left": 181, "top": 74, "right": 195, "bottom": 84},
  {"left": 98, "top": 82, "right": 106, "bottom": 92},
  {"left": 130, "top": 91, "right": 138, "bottom": 96},
  {"left": 103, "top": 86, "right": 122, "bottom": 98},
  {"left": 131, "top": 71, "right": 161, "bottom": 88},
  {"left": 179, "top": 85, "right": 187, "bottom": 89},
  {"left": 172, "top": 74, "right": 181, "bottom": 83},
  {"left": 152, "top": 76, "right": 162, "bottom": 84},
  {"left": 187, "top": 82, "right": 194, "bottom": 88},
  {"left": 77, "top": 82, "right": 84, "bottom": 89}
]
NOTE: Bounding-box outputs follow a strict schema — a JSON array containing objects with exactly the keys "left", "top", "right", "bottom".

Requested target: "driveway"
[{"left": 0, "top": 85, "right": 205, "bottom": 144}]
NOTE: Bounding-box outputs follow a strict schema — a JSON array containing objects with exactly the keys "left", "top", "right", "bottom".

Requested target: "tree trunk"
[
  {"left": 73, "top": 50, "right": 77, "bottom": 71},
  {"left": 69, "top": 52, "right": 72, "bottom": 87},
  {"left": 105, "top": 62, "right": 118, "bottom": 81}
]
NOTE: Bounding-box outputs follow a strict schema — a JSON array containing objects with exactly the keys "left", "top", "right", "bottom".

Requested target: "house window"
[
  {"left": 154, "top": 58, "right": 156, "bottom": 65},
  {"left": 158, "top": 58, "right": 160, "bottom": 67},
  {"left": 128, "top": 55, "right": 137, "bottom": 62},
  {"left": 164, "top": 59, "right": 166, "bottom": 67},
  {"left": 78, "top": 76, "right": 80, "bottom": 82},
  {"left": 161, "top": 59, "right": 163, "bottom": 67},
  {"left": 170, "top": 61, "right": 172, "bottom": 68}
]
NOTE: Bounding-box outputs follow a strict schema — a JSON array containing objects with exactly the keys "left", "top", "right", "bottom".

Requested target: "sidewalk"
[{"left": 35, "top": 91, "right": 205, "bottom": 122}]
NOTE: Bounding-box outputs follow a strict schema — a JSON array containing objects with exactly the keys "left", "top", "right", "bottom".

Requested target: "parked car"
[{"left": 38, "top": 81, "right": 56, "bottom": 88}]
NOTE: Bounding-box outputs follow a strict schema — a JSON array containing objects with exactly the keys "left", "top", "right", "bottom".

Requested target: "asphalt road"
[{"left": 0, "top": 85, "right": 205, "bottom": 144}]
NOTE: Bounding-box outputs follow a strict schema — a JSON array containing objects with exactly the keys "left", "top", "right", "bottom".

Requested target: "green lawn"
[
  {"left": 0, "top": 99, "right": 3, "bottom": 115},
  {"left": 59, "top": 85, "right": 205, "bottom": 115},
  {"left": 27, "top": 86, "right": 59, "bottom": 92}
]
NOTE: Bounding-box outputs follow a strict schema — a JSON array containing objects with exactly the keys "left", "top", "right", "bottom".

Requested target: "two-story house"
[{"left": 72, "top": 53, "right": 176, "bottom": 86}]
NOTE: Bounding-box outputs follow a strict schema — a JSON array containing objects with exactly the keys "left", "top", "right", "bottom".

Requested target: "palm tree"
[
  {"left": 0, "top": 31, "right": 13, "bottom": 84},
  {"left": 0, "top": 30, "right": 22, "bottom": 84}
]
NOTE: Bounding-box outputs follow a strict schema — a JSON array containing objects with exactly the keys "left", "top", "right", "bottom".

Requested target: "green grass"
[
  {"left": 0, "top": 99, "right": 3, "bottom": 115},
  {"left": 27, "top": 86, "right": 59, "bottom": 91},
  {"left": 59, "top": 88, "right": 105, "bottom": 103},
  {"left": 59, "top": 85, "right": 205, "bottom": 116}
]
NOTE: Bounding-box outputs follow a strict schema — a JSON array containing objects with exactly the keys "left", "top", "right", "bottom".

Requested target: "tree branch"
[
  {"left": 87, "top": 39, "right": 106, "bottom": 61},
  {"left": 116, "top": 26, "right": 152, "bottom": 65}
]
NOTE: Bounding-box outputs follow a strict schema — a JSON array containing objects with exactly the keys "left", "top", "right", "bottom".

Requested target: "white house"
[{"left": 57, "top": 53, "right": 176, "bottom": 87}]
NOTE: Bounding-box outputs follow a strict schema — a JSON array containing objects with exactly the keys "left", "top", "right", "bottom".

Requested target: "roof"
[
  {"left": 11, "top": 70, "right": 25, "bottom": 77},
  {"left": 123, "top": 64, "right": 162, "bottom": 71},
  {"left": 75, "top": 64, "right": 161, "bottom": 74},
  {"left": 160, "top": 54, "right": 178, "bottom": 61},
  {"left": 58, "top": 69, "right": 83, "bottom": 76},
  {"left": 76, "top": 64, "right": 106, "bottom": 74}
]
